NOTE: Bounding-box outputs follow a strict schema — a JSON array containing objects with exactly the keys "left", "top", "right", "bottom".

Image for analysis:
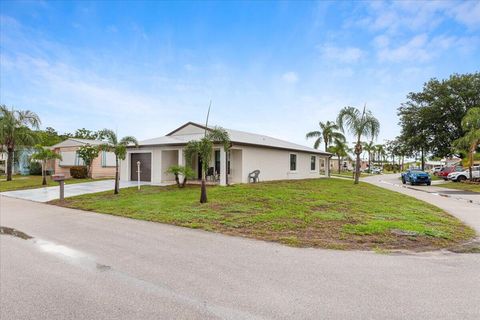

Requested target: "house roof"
[
  {"left": 137, "top": 122, "right": 332, "bottom": 155},
  {"left": 51, "top": 138, "right": 105, "bottom": 149}
]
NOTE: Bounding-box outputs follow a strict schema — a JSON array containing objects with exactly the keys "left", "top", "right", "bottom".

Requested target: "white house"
[{"left": 120, "top": 122, "right": 332, "bottom": 186}]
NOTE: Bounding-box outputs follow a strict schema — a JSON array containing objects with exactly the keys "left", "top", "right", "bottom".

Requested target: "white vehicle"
[{"left": 447, "top": 166, "right": 480, "bottom": 182}]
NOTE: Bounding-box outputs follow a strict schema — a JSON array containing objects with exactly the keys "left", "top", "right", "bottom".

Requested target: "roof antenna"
[{"left": 204, "top": 100, "right": 212, "bottom": 137}]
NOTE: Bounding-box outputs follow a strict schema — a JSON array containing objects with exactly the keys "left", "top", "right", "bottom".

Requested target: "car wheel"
[
  {"left": 426, "top": 182, "right": 431, "bottom": 186},
  {"left": 402, "top": 177, "right": 406, "bottom": 184},
  {"left": 409, "top": 179, "right": 415, "bottom": 185},
  {"left": 457, "top": 175, "right": 467, "bottom": 182}
]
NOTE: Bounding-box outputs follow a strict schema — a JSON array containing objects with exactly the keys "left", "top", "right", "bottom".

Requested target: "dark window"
[
  {"left": 311, "top": 156, "right": 316, "bottom": 171},
  {"left": 215, "top": 150, "right": 220, "bottom": 174},
  {"left": 290, "top": 154, "right": 297, "bottom": 171}
]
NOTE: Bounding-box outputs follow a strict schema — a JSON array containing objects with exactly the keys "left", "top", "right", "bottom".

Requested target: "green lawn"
[
  {"left": 50, "top": 179, "right": 475, "bottom": 251},
  {"left": 440, "top": 182, "right": 480, "bottom": 193},
  {"left": 0, "top": 175, "right": 111, "bottom": 192}
]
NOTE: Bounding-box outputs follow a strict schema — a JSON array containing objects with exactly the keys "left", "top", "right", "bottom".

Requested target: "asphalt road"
[{"left": 1, "top": 193, "right": 480, "bottom": 319}]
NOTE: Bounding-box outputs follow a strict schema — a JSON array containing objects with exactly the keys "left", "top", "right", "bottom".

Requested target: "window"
[
  {"left": 102, "top": 151, "right": 116, "bottom": 167},
  {"left": 311, "top": 156, "right": 316, "bottom": 171},
  {"left": 214, "top": 150, "right": 221, "bottom": 174},
  {"left": 290, "top": 154, "right": 297, "bottom": 171}
]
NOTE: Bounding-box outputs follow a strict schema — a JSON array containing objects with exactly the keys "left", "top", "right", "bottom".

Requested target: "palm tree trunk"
[
  {"left": 338, "top": 155, "right": 341, "bottom": 174},
  {"left": 324, "top": 141, "right": 328, "bottom": 152},
  {"left": 42, "top": 161, "right": 47, "bottom": 185},
  {"left": 114, "top": 156, "right": 119, "bottom": 195},
  {"left": 420, "top": 147, "right": 425, "bottom": 171},
  {"left": 6, "top": 148, "right": 14, "bottom": 181},
  {"left": 174, "top": 173, "right": 180, "bottom": 187},
  {"left": 354, "top": 140, "right": 361, "bottom": 184},
  {"left": 200, "top": 167, "right": 207, "bottom": 203}
]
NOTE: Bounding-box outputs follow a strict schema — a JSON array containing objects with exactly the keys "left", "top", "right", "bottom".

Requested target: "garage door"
[{"left": 130, "top": 153, "right": 151, "bottom": 182}]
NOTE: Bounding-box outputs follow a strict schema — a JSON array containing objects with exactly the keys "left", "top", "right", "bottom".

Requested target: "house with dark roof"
[{"left": 120, "top": 122, "right": 332, "bottom": 185}]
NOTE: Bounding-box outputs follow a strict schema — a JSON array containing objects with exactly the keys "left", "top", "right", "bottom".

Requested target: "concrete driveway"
[
  {"left": 0, "top": 180, "right": 150, "bottom": 202},
  {"left": 1, "top": 196, "right": 479, "bottom": 319},
  {"left": 362, "top": 174, "right": 480, "bottom": 233}
]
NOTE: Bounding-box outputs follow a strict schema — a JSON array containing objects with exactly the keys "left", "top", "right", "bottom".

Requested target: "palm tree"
[
  {"left": 0, "top": 105, "right": 41, "bottom": 181},
  {"left": 375, "top": 144, "right": 386, "bottom": 169},
  {"left": 454, "top": 107, "right": 480, "bottom": 180},
  {"left": 328, "top": 138, "right": 349, "bottom": 174},
  {"left": 97, "top": 129, "right": 138, "bottom": 194},
  {"left": 337, "top": 105, "right": 380, "bottom": 184},
  {"left": 184, "top": 127, "right": 230, "bottom": 203},
  {"left": 306, "top": 121, "right": 345, "bottom": 151},
  {"left": 362, "top": 141, "right": 375, "bottom": 172},
  {"left": 31, "top": 145, "right": 62, "bottom": 185}
]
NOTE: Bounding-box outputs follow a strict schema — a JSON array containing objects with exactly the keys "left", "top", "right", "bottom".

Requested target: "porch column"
[
  {"left": 325, "top": 156, "right": 330, "bottom": 177},
  {"left": 220, "top": 148, "right": 227, "bottom": 186},
  {"left": 178, "top": 148, "right": 184, "bottom": 166},
  {"left": 178, "top": 148, "right": 184, "bottom": 181}
]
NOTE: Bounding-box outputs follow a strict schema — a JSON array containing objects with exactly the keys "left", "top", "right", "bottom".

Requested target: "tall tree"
[
  {"left": 453, "top": 107, "right": 480, "bottom": 179},
  {"left": 306, "top": 121, "right": 345, "bottom": 151},
  {"left": 337, "top": 105, "right": 380, "bottom": 184},
  {"left": 97, "top": 130, "right": 138, "bottom": 194},
  {"left": 184, "top": 127, "right": 230, "bottom": 203},
  {"left": 362, "top": 141, "right": 375, "bottom": 172},
  {"left": 328, "top": 138, "right": 349, "bottom": 174},
  {"left": 31, "top": 145, "right": 62, "bottom": 185},
  {"left": 0, "top": 105, "right": 41, "bottom": 181},
  {"left": 398, "top": 73, "right": 480, "bottom": 159},
  {"left": 375, "top": 144, "right": 386, "bottom": 168}
]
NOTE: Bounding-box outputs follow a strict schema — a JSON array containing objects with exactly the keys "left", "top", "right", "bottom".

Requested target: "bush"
[
  {"left": 70, "top": 166, "right": 88, "bottom": 179},
  {"left": 29, "top": 162, "right": 43, "bottom": 175}
]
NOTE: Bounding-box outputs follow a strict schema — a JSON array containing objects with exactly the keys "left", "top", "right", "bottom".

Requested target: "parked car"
[
  {"left": 371, "top": 167, "right": 382, "bottom": 174},
  {"left": 401, "top": 169, "right": 432, "bottom": 186},
  {"left": 447, "top": 166, "right": 480, "bottom": 182},
  {"left": 438, "top": 166, "right": 463, "bottom": 180},
  {"left": 431, "top": 167, "right": 443, "bottom": 175}
]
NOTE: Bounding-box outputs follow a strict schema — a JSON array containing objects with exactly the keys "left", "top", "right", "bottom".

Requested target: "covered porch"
[{"left": 160, "top": 147, "right": 243, "bottom": 186}]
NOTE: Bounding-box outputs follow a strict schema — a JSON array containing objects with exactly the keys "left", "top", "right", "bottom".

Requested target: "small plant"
[
  {"left": 70, "top": 166, "right": 88, "bottom": 179},
  {"left": 166, "top": 165, "right": 195, "bottom": 188}
]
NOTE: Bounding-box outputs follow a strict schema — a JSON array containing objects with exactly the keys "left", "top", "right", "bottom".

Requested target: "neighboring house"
[
  {"left": 329, "top": 157, "right": 368, "bottom": 172},
  {"left": 0, "top": 150, "right": 6, "bottom": 174},
  {"left": 0, "top": 147, "right": 34, "bottom": 175},
  {"left": 51, "top": 138, "right": 116, "bottom": 179},
  {"left": 120, "top": 122, "right": 332, "bottom": 185}
]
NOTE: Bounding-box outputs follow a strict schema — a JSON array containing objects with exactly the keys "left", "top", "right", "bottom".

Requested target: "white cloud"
[
  {"left": 318, "top": 44, "right": 365, "bottom": 63},
  {"left": 281, "top": 71, "right": 299, "bottom": 84},
  {"left": 375, "top": 33, "right": 476, "bottom": 63}
]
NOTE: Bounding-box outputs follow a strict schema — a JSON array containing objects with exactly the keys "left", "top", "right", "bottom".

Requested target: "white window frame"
[{"left": 289, "top": 153, "right": 297, "bottom": 172}]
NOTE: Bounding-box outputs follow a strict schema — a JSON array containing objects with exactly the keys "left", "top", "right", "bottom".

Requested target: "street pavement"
[{"left": 1, "top": 194, "right": 479, "bottom": 319}]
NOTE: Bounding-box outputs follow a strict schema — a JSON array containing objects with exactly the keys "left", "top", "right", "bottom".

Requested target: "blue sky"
[{"left": 1, "top": 1, "right": 479, "bottom": 149}]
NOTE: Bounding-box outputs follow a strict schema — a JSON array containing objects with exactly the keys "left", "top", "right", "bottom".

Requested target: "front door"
[{"left": 130, "top": 153, "right": 151, "bottom": 182}]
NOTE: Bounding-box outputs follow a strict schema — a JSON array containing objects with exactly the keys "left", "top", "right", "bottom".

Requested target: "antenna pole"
[{"left": 204, "top": 100, "right": 212, "bottom": 137}]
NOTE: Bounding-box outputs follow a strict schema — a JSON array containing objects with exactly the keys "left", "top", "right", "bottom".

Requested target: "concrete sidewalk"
[{"left": 0, "top": 180, "right": 150, "bottom": 202}]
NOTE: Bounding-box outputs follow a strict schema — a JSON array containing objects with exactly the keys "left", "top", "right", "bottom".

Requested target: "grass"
[
  {"left": 0, "top": 175, "right": 111, "bottom": 192},
  {"left": 49, "top": 178, "right": 475, "bottom": 251},
  {"left": 439, "top": 181, "right": 480, "bottom": 193}
]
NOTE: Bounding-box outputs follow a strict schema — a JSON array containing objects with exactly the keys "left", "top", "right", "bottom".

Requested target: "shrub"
[
  {"left": 70, "top": 166, "right": 88, "bottom": 179},
  {"left": 29, "top": 162, "right": 43, "bottom": 175}
]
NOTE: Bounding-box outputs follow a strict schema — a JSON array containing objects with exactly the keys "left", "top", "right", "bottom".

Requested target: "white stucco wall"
[
  {"left": 239, "top": 145, "right": 327, "bottom": 183},
  {"left": 120, "top": 144, "right": 329, "bottom": 185}
]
